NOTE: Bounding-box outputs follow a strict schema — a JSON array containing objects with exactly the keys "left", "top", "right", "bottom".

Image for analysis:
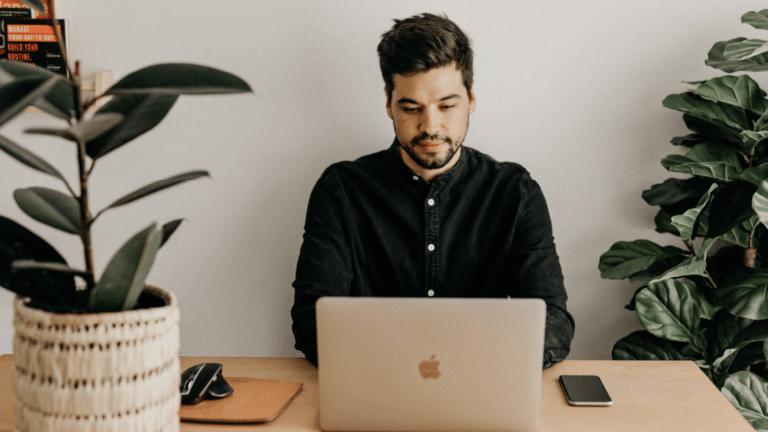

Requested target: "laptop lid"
[{"left": 316, "top": 297, "right": 546, "bottom": 432}]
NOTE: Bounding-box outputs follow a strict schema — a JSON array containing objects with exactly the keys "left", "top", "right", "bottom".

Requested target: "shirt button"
[
  {"left": 427, "top": 290, "right": 435, "bottom": 297},
  {"left": 427, "top": 244, "right": 435, "bottom": 251},
  {"left": 412, "top": 175, "right": 419, "bottom": 181},
  {"left": 427, "top": 198, "right": 435, "bottom": 206}
]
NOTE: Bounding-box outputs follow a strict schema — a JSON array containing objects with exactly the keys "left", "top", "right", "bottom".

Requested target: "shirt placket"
[{"left": 424, "top": 184, "right": 440, "bottom": 297}]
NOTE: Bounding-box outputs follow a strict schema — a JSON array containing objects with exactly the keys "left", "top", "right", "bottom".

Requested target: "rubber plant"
[
  {"left": 0, "top": 0, "right": 251, "bottom": 313},
  {"left": 598, "top": 9, "right": 768, "bottom": 430}
]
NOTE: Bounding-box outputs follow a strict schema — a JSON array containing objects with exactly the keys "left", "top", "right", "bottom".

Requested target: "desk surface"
[{"left": 0, "top": 354, "right": 753, "bottom": 431}]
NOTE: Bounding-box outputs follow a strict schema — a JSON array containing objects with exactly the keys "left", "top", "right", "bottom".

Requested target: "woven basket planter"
[{"left": 12, "top": 285, "right": 181, "bottom": 432}]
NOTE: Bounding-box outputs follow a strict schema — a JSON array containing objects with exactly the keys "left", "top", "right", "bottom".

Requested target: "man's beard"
[{"left": 396, "top": 118, "right": 469, "bottom": 170}]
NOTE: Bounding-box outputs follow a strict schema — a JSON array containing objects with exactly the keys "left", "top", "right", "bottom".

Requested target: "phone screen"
[{"left": 559, "top": 375, "right": 612, "bottom": 406}]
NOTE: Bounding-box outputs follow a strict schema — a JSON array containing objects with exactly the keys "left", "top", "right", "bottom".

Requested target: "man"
[{"left": 291, "top": 13, "right": 574, "bottom": 369}]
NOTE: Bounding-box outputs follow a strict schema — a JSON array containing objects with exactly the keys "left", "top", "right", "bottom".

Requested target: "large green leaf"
[
  {"left": 26, "top": 113, "right": 124, "bottom": 144},
  {"left": 682, "top": 114, "right": 744, "bottom": 148},
  {"left": 754, "top": 179, "right": 768, "bottom": 228},
  {"left": 642, "top": 177, "right": 712, "bottom": 207},
  {"left": 743, "top": 164, "right": 768, "bottom": 186},
  {"left": 88, "top": 223, "right": 162, "bottom": 312},
  {"left": 695, "top": 75, "right": 768, "bottom": 115},
  {"left": 85, "top": 94, "right": 178, "bottom": 159},
  {"left": 649, "top": 256, "right": 707, "bottom": 284},
  {"left": 0, "top": 60, "right": 74, "bottom": 119},
  {"left": 671, "top": 183, "right": 717, "bottom": 241},
  {"left": 598, "top": 239, "right": 688, "bottom": 280},
  {"left": 709, "top": 181, "right": 758, "bottom": 237},
  {"left": 160, "top": 219, "right": 184, "bottom": 247},
  {"left": 722, "top": 371, "right": 768, "bottom": 430},
  {"left": 728, "top": 320, "right": 768, "bottom": 353},
  {"left": 0, "top": 215, "right": 76, "bottom": 312},
  {"left": 653, "top": 208, "right": 679, "bottom": 236},
  {"left": 635, "top": 280, "right": 707, "bottom": 346},
  {"left": 707, "top": 37, "right": 768, "bottom": 73},
  {"left": 661, "top": 155, "right": 742, "bottom": 182},
  {"left": 106, "top": 63, "right": 252, "bottom": 95},
  {"left": 741, "top": 131, "right": 768, "bottom": 153},
  {"left": 612, "top": 330, "right": 689, "bottom": 361},
  {"left": 662, "top": 92, "right": 751, "bottom": 132},
  {"left": 720, "top": 215, "right": 760, "bottom": 248},
  {"left": 715, "top": 269, "right": 768, "bottom": 320},
  {"left": 105, "top": 170, "right": 209, "bottom": 210},
  {"left": 0, "top": 76, "right": 59, "bottom": 127},
  {"left": 723, "top": 39, "right": 768, "bottom": 63},
  {"left": 13, "top": 187, "right": 80, "bottom": 234},
  {"left": 707, "top": 311, "right": 754, "bottom": 361},
  {"left": 0, "top": 134, "right": 64, "bottom": 180},
  {"left": 744, "top": 9, "right": 768, "bottom": 31}
]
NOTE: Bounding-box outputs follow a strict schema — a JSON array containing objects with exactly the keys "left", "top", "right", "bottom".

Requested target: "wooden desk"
[{"left": 0, "top": 354, "right": 753, "bottom": 431}]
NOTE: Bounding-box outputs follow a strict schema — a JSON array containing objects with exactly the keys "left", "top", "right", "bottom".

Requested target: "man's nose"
[{"left": 420, "top": 108, "right": 441, "bottom": 135}]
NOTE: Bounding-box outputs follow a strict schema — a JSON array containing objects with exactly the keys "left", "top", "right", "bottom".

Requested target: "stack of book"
[{"left": 0, "top": 0, "right": 67, "bottom": 76}]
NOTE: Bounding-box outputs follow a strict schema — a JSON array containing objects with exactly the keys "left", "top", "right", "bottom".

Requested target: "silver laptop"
[{"left": 316, "top": 297, "right": 546, "bottom": 432}]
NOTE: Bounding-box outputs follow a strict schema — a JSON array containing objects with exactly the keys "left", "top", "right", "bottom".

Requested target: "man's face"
[{"left": 386, "top": 63, "right": 476, "bottom": 178}]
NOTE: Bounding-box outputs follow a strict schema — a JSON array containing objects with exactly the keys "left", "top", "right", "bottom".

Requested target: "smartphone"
[{"left": 559, "top": 375, "right": 612, "bottom": 406}]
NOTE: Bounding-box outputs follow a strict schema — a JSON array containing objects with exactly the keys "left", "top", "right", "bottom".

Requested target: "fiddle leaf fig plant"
[
  {"left": 0, "top": 0, "right": 251, "bottom": 313},
  {"left": 598, "top": 9, "right": 768, "bottom": 429}
]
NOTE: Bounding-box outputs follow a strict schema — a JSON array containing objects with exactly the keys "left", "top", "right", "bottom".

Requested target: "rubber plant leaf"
[
  {"left": 719, "top": 215, "right": 760, "bottom": 248},
  {"left": 723, "top": 39, "right": 768, "bottom": 62},
  {"left": 708, "top": 180, "right": 758, "bottom": 238},
  {"left": 0, "top": 134, "right": 64, "bottom": 180},
  {"left": 13, "top": 0, "right": 44, "bottom": 12},
  {"left": 160, "top": 219, "right": 184, "bottom": 247},
  {"left": 671, "top": 183, "right": 718, "bottom": 242},
  {"left": 0, "top": 215, "right": 76, "bottom": 312},
  {"left": 706, "top": 310, "right": 755, "bottom": 361},
  {"left": 662, "top": 92, "right": 751, "bottom": 132},
  {"left": 728, "top": 320, "right": 768, "bottom": 352},
  {"left": 695, "top": 75, "right": 768, "bottom": 115},
  {"left": 85, "top": 94, "right": 178, "bottom": 159},
  {"left": 706, "top": 37, "right": 768, "bottom": 73},
  {"left": 743, "top": 9, "right": 768, "bottom": 31},
  {"left": 0, "top": 60, "right": 74, "bottom": 119},
  {"left": 26, "top": 113, "right": 124, "bottom": 144},
  {"left": 88, "top": 223, "right": 162, "bottom": 312},
  {"left": 13, "top": 187, "right": 80, "bottom": 234},
  {"left": 598, "top": 239, "right": 688, "bottom": 280},
  {"left": 635, "top": 279, "right": 708, "bottom": 347},
  {"left": 12, "top": 260, "right": 88, "bottom": 278},
  {"left": 106, "top": 63, "right": 253, "bottom": 95},
  {"left": 612, "top": 330, "right": 690, "bottom": 361},
  {"left": 715, "top": 268, "right": 768, "bottom": 320},
  {"left": 105, "top": 170, "right": 209, "bottom": 210},
  {"left": 653, "top": 208, "right": 679, "bottom": 236},
  {"left": 0, "top": 76, "right": 58, "bottom": 127},
  {"left": 722, "top": 372, "right": 768, "bottom": 431},
  {"left": 753, "top": 179, "right": 768, "bottom": 228}
]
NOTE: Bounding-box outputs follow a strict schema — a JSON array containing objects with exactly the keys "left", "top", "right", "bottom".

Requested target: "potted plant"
[
  {"left": 598, "top": 9, "right": 768, "bottom": 429},
  {"left": 0, "top": 0, "right": 251, "bottom": 431}
]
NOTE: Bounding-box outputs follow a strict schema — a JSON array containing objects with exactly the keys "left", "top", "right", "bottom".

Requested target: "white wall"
[{"left": 1, "top": 0, "right": 767, "bottom": 360}]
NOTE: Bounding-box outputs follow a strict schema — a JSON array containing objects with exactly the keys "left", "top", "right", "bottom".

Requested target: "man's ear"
[
  {"left": 385, "top": 88, "right": 393, "bottom": 119},
  {"left": 469, "top": 88, "right": 477, "bottom": 115}
]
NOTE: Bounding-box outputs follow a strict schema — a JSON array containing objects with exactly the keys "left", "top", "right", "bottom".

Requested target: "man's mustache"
[{"left": 412, "top": 133, "right": 452, "bottom": 145}]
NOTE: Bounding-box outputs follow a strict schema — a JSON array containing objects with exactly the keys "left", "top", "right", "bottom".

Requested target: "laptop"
[{"left": 315, "top": 297, "right": 546, "bottom": 432}]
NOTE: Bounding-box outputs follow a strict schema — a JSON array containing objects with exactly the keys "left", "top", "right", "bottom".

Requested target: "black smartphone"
[{"left": 558, "top": 375, "right": 612, "bottom": 406}]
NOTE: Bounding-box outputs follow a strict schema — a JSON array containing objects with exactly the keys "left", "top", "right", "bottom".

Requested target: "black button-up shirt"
[{"left": 291, "top": 141, "right": 574, "bottom": 369}]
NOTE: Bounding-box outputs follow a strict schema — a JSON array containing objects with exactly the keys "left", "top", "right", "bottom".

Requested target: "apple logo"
[{"left": 419, "top": 355, "right": 441, "bottom": 379}]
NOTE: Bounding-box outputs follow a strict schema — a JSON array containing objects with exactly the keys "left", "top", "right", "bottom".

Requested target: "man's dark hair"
[{"left": 377, "top": 13, "right": 473, "bottom": 101}]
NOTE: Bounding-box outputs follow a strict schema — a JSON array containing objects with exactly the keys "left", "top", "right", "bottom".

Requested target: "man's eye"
[
  {"left": 441, "top": 105, "right": 455, "bottom": 110},
  {"left": 401, "top": 107, "right": 418, "bottom": 113}
]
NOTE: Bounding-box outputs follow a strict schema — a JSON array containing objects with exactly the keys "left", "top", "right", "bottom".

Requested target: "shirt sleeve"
[
  {"left": 510, "top": 174, "right": 575, "bottom": 370},
  {"left": 291, "top": 168, "right": 353, "bottom": 366}
]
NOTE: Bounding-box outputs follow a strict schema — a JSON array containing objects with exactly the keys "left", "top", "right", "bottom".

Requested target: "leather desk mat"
[{"left": 179, "top": 377, "right": 303, "bottom": 423}]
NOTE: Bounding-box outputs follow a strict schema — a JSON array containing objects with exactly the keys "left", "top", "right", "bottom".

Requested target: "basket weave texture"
[{"left": 12, "top": 285, "right": 181, "bottom": 432}]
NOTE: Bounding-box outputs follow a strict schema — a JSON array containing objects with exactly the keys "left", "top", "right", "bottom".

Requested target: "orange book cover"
[{"left": 0, "top": 0, "right": 50, "bottom": 19}]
